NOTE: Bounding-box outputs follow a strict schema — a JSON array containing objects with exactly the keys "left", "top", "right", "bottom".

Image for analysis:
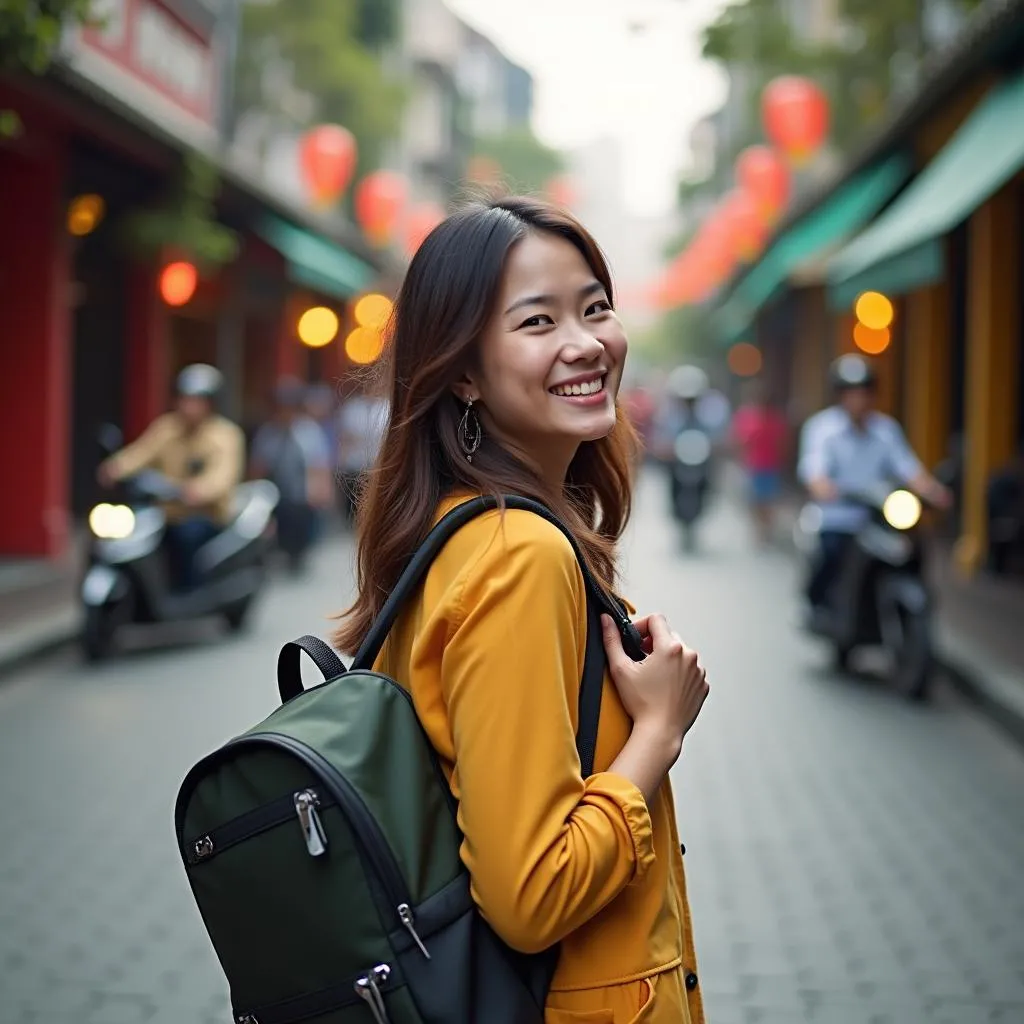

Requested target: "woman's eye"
[
  {"left": 519, "top": 314, "right": 554, "bottom": 328},
  {"left": 585, "top": 299, "right": 612, "bottom": 317}
]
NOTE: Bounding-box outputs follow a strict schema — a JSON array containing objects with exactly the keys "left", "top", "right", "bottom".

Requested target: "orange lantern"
[
  {"left": 355, "top": 171, "right": 408, "bottom": 247},
  {"left": 159, "top": 261, "right": 197, "bottom": 307},
  {"left": 761, "top": 77, "right": 830, "bottom": 166},
  {"left": 404, "top": 202, "right": 446, "bottom": 257},
  {"left": 720, "top": 190, "right": 767, "bottom": 262},
  {"left": 545, "top": 175, "right": 577, "bottom": 209},
  {"left": 735, "top": 145, "right": 791, "bottom": 221},
  {"left": 299, "top": 124, "right": 357, "bottom": 207}
]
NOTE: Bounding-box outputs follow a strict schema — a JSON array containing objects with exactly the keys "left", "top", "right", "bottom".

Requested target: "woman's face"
[{"left": 462, "top": 231, "right": 628, "bottom": 483}]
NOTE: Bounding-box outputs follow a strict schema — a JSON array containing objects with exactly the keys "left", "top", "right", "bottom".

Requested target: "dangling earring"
[{"left": 459, "top": 397, "right": 482, "bottom": 462}]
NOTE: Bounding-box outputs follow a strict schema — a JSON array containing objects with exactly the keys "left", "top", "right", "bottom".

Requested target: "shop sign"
[{"left": 75, "top": 0, "right": 217, "bottom": 128}]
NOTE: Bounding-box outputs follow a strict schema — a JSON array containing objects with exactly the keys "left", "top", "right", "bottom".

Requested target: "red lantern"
[
  {"left": 299, "top": 125, "right": 357, "bottom": 207},
  {"left": 159, "top": 261, "right": 197, "bottom": 307},
  {"left": 545, "top": 175, "right": 577, "bottom": 209},
  {"left": 762, "top": 77, "right": 829, "bottom": 166},
  {"left": 720, "top": 190, "right": 767, "bottom": 262},
  {"left": 736, "top": 145, "right": 791, "bottom": 221},
  {"left": 404, "top": 202, "right": 446, "bottom": 257},
  {"left": 355, "top": 171, "right": 408, "bottom": 246}
]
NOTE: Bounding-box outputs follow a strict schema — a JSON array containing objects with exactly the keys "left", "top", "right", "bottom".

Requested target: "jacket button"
[
  {"left": 685, "top": 972, "right": 699, "bottom": 991},
  {"left": 680, "top": 842, "right": 686, "bottom": 856}
]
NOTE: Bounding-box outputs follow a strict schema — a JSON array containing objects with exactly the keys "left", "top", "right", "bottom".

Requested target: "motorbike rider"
[
  {"left": 651, "top": 365, "right": 711, "bottom": 512},
  {"left": 97, "top": 364, "right": 245, "bottom": 591},
  {"left": 797, "top": 354, "right": 951, "bottom": 626}
]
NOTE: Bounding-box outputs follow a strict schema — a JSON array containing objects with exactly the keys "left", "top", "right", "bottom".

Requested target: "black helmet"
[
  {"left": 829, "top": 354, "right": 876, "bottom": 392},
  {"left": 176, "top": 363, "right": 223, "bottom": 399}
]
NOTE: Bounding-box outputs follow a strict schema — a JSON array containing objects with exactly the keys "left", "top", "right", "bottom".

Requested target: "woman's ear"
[{"left": 451, "top": 372, "right": 477, "bottom": 405}]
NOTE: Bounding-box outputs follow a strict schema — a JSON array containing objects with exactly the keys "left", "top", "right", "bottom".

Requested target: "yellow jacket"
[
  {"left": 375, "top": 497, "right": 704, "bottom": 1024},
  {"left": 108, "top": 412, "right": 245, "bottom": 525}
]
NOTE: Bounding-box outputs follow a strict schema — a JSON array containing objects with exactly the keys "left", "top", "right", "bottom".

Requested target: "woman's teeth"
[{"left": 551, "top": 378, "right": 604, "bottom": 397}]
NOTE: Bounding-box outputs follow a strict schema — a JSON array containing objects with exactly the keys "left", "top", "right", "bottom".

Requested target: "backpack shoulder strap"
[{"left": 349, "top": 495, "right": 607, "bottom": 777}]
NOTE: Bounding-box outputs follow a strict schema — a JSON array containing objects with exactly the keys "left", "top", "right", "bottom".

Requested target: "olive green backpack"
[{"left": 175, "top": 496, "right": 644, "bottom": 1024}]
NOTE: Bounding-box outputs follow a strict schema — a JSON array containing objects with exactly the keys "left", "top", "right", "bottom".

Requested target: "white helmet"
[{"left": 667, "top": 365, "right": 709, "bottom": 401}]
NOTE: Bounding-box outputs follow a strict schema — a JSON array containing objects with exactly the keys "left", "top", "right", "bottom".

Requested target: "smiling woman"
[{"left": 335, "top": 197, "right": 709, "bottom": 1024}]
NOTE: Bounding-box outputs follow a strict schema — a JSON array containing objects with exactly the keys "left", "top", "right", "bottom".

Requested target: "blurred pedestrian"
[
  {"left": 731, "top": 379, "right": 789, "bottom": 547},
  {"left": 334, "top": 197, "right": 709, "bottom": 1022},
  {"left": 336, "top": 386, "right": 389, "bottom": 524},
  {"left": 250, "top": 378, "right": 333, "bottom": 574}
]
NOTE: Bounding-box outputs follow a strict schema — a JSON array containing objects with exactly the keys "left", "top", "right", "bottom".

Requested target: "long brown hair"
[{"left": 334, "top": 196, "right": 638, "bottom": 655}]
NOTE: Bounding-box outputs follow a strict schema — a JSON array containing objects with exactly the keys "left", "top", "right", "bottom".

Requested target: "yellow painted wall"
[
  {"left": 956, "top": 183, "right": 1022, "bottom": 576},
  {"left": 903, "top": 279, "right": 952, "bottom": 471}
]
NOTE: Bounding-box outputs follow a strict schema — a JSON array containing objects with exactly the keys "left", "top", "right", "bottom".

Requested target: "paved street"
[{"left": 1, "top": 474, "right": 1023, "bottom": 1024}]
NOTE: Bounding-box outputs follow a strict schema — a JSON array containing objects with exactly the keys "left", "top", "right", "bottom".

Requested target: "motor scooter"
[
  {"left": 670, "top": 428, "right": 713, "bottom": 550},
  {"left": 795, "top": 482, "right": 934, "bottom": 700},
  {"left": 81, "top": 429, "right": 279, "bottom": 661}
]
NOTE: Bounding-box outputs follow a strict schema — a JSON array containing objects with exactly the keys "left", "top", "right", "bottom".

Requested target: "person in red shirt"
[{"left": 731, "top": 380, "right": 789, "bottom": 546}]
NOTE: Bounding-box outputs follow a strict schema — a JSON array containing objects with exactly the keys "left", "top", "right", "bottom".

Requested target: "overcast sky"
[{"left": 447, "top": 0, "right": 730, "bottom": 217}]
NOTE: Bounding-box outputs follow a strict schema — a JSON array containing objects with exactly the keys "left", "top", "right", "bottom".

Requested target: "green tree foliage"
[
  {"left": 471, "top": 126, "right": 565, "bottom": 194},
  {"left": 701, "top": 0, "right": 985, "bottom": 157},
  {"left": 234, "top": 0, "right": 405, "bottom": 176},
  {"left": 121, "top": 153, "right": 239, "bottom": 270},
  {"left": 0, "top": 0, "right": 95, "bottom": 136}
]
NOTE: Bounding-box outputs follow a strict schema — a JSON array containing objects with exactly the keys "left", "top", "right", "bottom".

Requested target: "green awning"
[
  {"left": 256, "top": 214, "right": 375, "bottom": 300},
  {"left": 714, "top": 153, "right": 912, "bottom": 345},
  {"left": 829, "top": 70, "right": 1024, "bottom": 308}
]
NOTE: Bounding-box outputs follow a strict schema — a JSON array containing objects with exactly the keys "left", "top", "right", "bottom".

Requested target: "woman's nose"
[{"left": 562, "top": 325, "right": 605, "bottom": 361}]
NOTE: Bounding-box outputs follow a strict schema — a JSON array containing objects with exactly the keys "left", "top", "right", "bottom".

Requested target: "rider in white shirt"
[{"left": 797, "top": 355, "right": 951, "bottom": 620}]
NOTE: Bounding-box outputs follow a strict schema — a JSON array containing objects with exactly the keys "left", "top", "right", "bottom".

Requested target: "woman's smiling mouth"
[{"left": 549, "top": 375, "right": 607, "bottom": 401}]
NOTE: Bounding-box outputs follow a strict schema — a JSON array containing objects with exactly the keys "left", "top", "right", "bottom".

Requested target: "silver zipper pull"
[
  {"left": 354, "top": 965, "right": 391, "bottom": 1024},
  {"left": 294, "top": 789, "right": 327, "bottom": 857},
  {"left": 397, "top": 903, "right": 431, "bottom": 959}
]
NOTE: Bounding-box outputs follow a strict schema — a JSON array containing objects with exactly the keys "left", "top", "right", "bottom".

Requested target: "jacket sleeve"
[
  {"left": 107, "top": 416, "right": 171, "bottom": 480},
  {"left": 439, "top": 512, "right": 655, "bottom": 954},
  {"left": 190, "top": 422, "right": 245, "bottom": 505}
]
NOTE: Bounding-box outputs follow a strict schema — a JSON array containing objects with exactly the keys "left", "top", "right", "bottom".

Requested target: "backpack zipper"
[
  {"left": 354, "top": 964, "right": 392, "bottom": 1023},
  {"left": 234, "top": 732, "right": 432, "bottom": 959}
]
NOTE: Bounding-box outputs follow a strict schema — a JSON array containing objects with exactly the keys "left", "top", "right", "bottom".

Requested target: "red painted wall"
[
  {"left": 125, "top": 263, "right": 169, "bottom": 439},
  {"left": 0, "top": 140, "right": 72, "bottom": 558}
]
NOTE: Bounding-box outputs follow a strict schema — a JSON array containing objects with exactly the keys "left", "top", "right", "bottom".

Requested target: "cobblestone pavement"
[{"left": 1, "top": 477, "right": 1022, "bottom": 1024}]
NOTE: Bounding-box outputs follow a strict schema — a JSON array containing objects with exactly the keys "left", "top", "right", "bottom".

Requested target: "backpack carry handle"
[{"left": 278, "top": 635, "right": 347, "bottom": 703}]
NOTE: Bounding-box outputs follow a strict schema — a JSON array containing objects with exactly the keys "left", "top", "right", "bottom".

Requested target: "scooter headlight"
[
  {"left": 882, "top": 489, "right": 921, "bottom": 531},
  {"left": 89, "top": 503, "right": 136, "bottom": 540},
  {"left": 674, "top": 430, "right": 712, "bottom": 467}
]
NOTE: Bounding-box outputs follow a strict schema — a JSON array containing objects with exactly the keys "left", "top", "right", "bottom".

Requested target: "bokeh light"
[
  {"left": 855, "top": 291, "right": 894, "bottom": 330},
  {"left": 727, "top": 342, "right": 763, "bottom": 377},
  {"left": 159, "top": 261, "right": 198, "bottom": 307},
  {"left": 353, "top": 293, "right": 393, "bottom": 330},
  {"left": 853, "top": 322, "right": 891, "bottom": 355},
  {"left": 298, "top": 306, "right": 340, "bottom": 348},
  {"left": 67, "top": 194, "right": 105, "bottom": 237},
  {"left": 345, "top": 326, "right": 385, "bottom": 365}
]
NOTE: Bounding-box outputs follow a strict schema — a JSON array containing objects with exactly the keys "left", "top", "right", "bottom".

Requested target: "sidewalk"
[
  {"left": 772, "top": 479, "right": 1024, "bottom": 745},
  {"left": 0, "top": 556, "right": 80, "bottom": 676}
]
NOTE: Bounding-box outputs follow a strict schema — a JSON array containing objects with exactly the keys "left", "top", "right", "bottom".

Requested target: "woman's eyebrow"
[{"left": 504, "top": 281, "right": 604, "bottom": 316}]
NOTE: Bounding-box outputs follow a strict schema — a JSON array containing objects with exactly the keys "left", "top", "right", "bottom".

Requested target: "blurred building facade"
[
  {"left": 0, "top": 0, "right": 384, "bottom": 561},
  {"left": 709, "top": 0, "right": 1024, "bottom": 584},
  {"left": 393, "top": 0, "right": 535, "bottom": 207}
]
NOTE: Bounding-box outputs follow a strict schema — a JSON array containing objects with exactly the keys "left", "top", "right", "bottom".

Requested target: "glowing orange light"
[
  {"left": 727, "top": 342, "right": 762, "bottom": 377},
  {"left": 854, "top": 291, "right": 894, "bottom": 330},
  {"left": 353, "top": 293, "right": 393, "bottom": 330},
  {"left": 298, "top": 306, "right": 339, "bottom": 348},
  {"left": 853, "top": 322, "right": 891, "bottom": 354},
  {"left": 159, "top": 261, "right": 198, "bottom": 306},
  {"left": 67, "top": 194, "right": 105, "bottom": 237},
  {"left": 345, "top": 326, "right": 384, "bottom": 365}
]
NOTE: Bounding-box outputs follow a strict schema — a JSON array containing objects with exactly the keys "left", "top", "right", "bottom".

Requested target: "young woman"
[{"left": 335, "top": 197, "right": 710, "bottom": 1024}]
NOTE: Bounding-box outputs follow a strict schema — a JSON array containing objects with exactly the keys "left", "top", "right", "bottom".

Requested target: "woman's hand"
[{"left": 600, "top": 613, "right": 709, "bottom": 800}]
